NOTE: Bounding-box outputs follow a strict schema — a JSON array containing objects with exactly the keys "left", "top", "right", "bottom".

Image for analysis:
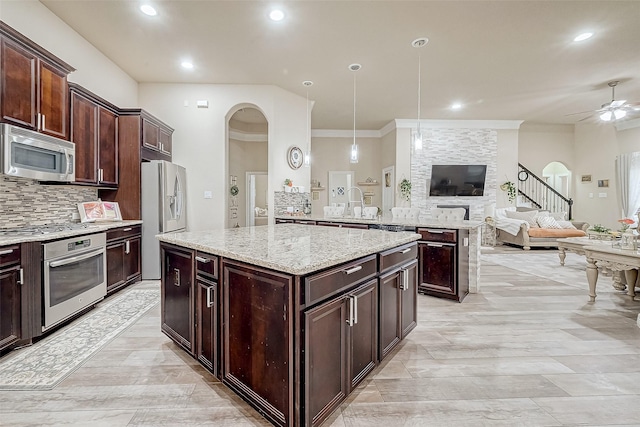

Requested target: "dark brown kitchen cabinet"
[
  {"left": 304, "top": 278, "right": 377, "bottom": 427},
  {"left": 222, "top": 259, "right": 293, "bottom": 427},
  {"left": 417, "top": 228, "right": 469, "bottom": 302},
  {"left": 195, "top": 252, "right": 218, "bottom": 375},
  {"left": 378, "top": 256, "right": 417, "bottom": 361},
  {"left": 100, "top": 109, "right": 174, "bottom": 220},
  {"left": 106, "top": 225, "right": 141, "bottom": 295},
  {"left": 0, "top": 244, "right": 22, "bottom": 352},
  {"left": 161, "top": 243, "right": 194, "bottom": 354},
  {"left": 0, "top": 22, "right": 74, "bottom": 140},
  {"left": 70, "top": 84, "right": 119, "bottom": 187},
  {"left": 140, "top": 111, "right": 173, "bottom": 159}
]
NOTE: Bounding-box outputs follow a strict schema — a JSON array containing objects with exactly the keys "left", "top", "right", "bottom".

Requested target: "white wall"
[
  {"left": 138, "top": 83, "right": 309, "bottom": 231},
  {"left": 0, "top": 0, "right": 138, "bottom": 107},
  {"left": 519, "top": 123, "right": 575, "bottom": 174}
]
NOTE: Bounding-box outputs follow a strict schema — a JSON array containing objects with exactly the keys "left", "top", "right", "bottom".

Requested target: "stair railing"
[{"left": 517, "top": 163, "right": 573, "bottom": 220}]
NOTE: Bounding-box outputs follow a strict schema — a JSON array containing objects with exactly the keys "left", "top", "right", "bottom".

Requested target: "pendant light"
[
  {"left": 349, "top": 64, "right": 361, "bottom": 163},
  {"left": 412, "top": 37, "right": 428, "bottom": 151},
  {"left": 302, "top": 80, "right": 313, "bottom": 167}
]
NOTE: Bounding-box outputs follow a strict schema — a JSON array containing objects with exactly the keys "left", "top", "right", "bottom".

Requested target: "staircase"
[{"left": 516, "top": 163, "right": 574, "bottom": 219}]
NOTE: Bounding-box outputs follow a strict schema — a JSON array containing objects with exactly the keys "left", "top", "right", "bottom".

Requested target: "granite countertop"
[
  {"left": 157, "top": 224, "right": 421, "bottom": 276},
  {"left": 0, "top": 220, "right": 143, "bottom": 246},
  {"left": 275, "top": 214, "right": 483, "bottom": 230}
]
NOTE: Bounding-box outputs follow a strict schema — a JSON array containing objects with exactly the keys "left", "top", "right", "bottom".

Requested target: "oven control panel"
[{"left": 67, "top": 239, "right": 91, "bottom": 252}]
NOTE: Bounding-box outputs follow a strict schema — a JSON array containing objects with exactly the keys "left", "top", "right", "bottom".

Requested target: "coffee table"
[
  {"left": 557, "top": 237, "right": 626, "bottom": 291},
  {"left": 583, "top": 245, "right": 640, "bottom": 302}
]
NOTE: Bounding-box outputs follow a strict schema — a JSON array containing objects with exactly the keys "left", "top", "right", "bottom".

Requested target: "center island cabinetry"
[{"left": 157, "top": 224, "right": 420, "bottom": 427}]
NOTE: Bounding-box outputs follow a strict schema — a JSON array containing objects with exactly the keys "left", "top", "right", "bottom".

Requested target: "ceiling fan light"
[
  {"left": 614, "top": 109, "right": 627, "bottom": 120},
  {"left": 600, "top": 111, "right": 613, "bottom": 121}
]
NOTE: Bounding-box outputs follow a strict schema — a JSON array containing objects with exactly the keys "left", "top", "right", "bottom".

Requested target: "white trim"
[
  {"left": 312, "top": 129, "right": 381, "bottom": 138},
  {"left": 395, "top": 119, "right": 523, "bottom": 129},
  {"left": 379, "top": 120, "right": 397, "bottom": 137},
  {"left": 229, "top": 129, "right": 268, "bottom": 142},
  {"left": 615, "top": 118, "right": 640, "bottom": 131}
]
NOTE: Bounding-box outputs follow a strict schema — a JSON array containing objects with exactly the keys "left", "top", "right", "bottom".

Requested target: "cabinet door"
[
  {"left": 123, "top": 237, "right": 140, "bottom": 281},
  {"left": 106, "top": 242, "right": 125, "bottom": 292},
  {"left": 0, "top": 265, "right": 21, "bottom": 351},
  {"left": 159, "top": 127, "right": 172, "bottom": 154},
  {"left": 196, "top": 277, "right": 217, "bottom": 374},
  {"left": 378, "top": 269, "right": 401, "bottom": 360},
  {"left": 142, "top": 117, "right": 159, "bottom": 150},
  {"left": 0, "top": 37, "right": 37, "bottom": 130},
  {"left": 38, "top": 60, "right": 68, "bottom": 139},
  {"left": 400, "top": 260, "right": 418, "bottom": 339},
  {"left": 71, "top": 91, "right": 98, "bottom": 184},
  {"left": 304, "top": 295, "right": 348, "bottom": 427},
  {"left": 161, "top": 245, "right": 194, "bottom": 353},
  {"left": 349, "top": 279, "right": 377, "bottom": 391},
  {"left": 419, "top": 243, "right": 456, "bottom": 296},
  {"left": 98, "top": 107, "right": 118, "bottom": 186}
]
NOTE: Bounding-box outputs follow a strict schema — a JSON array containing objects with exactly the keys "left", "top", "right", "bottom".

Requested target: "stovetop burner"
[{"left": 0, "top": 223, "right": 93, "bottom": 237}]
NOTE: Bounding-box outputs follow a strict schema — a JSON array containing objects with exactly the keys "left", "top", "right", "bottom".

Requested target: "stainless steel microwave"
[{"left": 0, "top": 123, "right": 75, "bottom": 182}]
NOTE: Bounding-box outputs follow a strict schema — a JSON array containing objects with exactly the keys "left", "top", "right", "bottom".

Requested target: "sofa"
[{"left": 495, "top": 207, "right": 589, "bottom": 250}]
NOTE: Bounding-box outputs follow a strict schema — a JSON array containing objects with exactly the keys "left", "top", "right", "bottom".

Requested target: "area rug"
[
  {"left": 0, "top": 287, "right": 160, "bottom": 391},
  {"left": 481, "top": 251, "right": 589, "bottom": 289}
]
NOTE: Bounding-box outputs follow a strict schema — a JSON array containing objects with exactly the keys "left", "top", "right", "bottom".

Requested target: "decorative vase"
[{"left": 620, "top": 229, "right": 637, "bottom": 250}]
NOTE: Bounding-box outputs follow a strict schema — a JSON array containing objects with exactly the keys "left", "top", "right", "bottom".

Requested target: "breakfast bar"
[{"left": 157, "top": 224, "right": 421, "bottom": 427}]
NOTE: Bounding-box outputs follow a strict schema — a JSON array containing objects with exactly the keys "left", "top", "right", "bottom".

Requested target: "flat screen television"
[{"left": 428, "top": 164, "right": 487, "bottom": 196}]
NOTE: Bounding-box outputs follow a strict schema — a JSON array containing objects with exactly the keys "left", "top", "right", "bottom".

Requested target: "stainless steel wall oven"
[{"left": 43, "top": 233, "right": 107, "bottom": 331}]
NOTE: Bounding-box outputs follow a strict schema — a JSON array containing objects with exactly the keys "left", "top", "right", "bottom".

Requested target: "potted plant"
[
  {"left": 399, "top": 178, "right": 411, "bottom": 202},
  {"left": 500, "top": 181, "right": 516, "bottom": 203}
]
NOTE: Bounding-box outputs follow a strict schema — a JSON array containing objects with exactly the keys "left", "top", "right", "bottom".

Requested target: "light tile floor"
[{"left": 1, "top": 246, "right": 640, "bottom": 426}]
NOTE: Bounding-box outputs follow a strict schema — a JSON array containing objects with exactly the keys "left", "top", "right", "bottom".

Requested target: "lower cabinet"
[
  {"left": 304, "top": 279, "right": 377, "bottom": 427},
  {"left": 160, "top": 243, "right": 194, "bottom": 354},
  {"left": 106, "top": 225, "right": 141, "bottom": 294},
  {"left": 195, "top": 251, "right": 218, "bottom": 375},
  {"left": 379, "top": 259, "right": 418, "bottom": 360},
  {"left": 0, "top": 245, "right": 22, "bottom": 352}
]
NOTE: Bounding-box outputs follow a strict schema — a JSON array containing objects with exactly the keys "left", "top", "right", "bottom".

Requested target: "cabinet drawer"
[
  {"left": 417, "top": 228, "right": 457, "bottom": 243},
  {"left": 195, "top": 252, "right": 218, "bottom": 280},
  {"left": 379, "top": 242, "right": 417, "bottom": 273},
  {"left": 0, "top": 245, "right": 21, "bottom": 268},
  {"left": 107, "top": 225, "right": 142, "bottom": 241},
  {"left": 304, "top": 255, "right": 377, "bottom": 307},
  {"left": 294, "top": 220, "right": 316, "bottom": 225}
]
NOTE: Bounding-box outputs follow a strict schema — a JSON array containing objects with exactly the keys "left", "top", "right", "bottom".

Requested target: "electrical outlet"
[{"left": 598, "top": 193, "right": 607, "bottom": 198}]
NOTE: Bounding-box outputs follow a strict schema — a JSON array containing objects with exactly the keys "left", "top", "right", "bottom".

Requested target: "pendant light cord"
[
  {"left": 353, "top": 72, "right": 357, "bottom": 146},
  {"left": 417, "top": 53, "right": 421, "bottom": 133}
]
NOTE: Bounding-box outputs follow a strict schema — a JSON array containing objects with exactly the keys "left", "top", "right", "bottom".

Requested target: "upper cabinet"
[
  {"left": 0, "top": 22, "right": 74, "bottom": 140},
  {"left": 120, "top": 109, "right": 174, "bottom": 161},
  {"left": 70, "top": 83, "right": 119, "bottom": 187}
]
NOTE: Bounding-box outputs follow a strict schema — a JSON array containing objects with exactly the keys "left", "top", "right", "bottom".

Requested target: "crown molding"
[
  {"left": 311, "top": 129, "right": 381, "bottom": 138},
  {"left": 395, "top": 119, "right": 523, "bottom": 129}
]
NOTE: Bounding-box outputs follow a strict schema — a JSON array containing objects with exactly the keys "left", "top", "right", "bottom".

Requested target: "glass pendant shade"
[
  {"left": 349, "top": 64, "right": 361, "bottom": 163},
  {"left": 350, "top": 143, "right": 359, "bottom": 163},
  {"left": 414, "top": 129, "right": 423, "bottom": 150}
]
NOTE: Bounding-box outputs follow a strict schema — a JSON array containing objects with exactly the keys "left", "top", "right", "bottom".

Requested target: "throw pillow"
[
  {"left": 550, "top": 212, "right": 567, "bottom": 220},
  {"left": 537, "top": 216, "right": 562, "bottom": 229},
  {"left": 556, "top": 220, "right": 577, "bottom": 229},
  {"left": 505, "top": 210, "right": 539, "bottom": 227}
]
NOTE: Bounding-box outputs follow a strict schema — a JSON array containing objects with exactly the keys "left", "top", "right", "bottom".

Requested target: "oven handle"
[{"left": 48, "top": 248, "right": 104, "bottom": 268}]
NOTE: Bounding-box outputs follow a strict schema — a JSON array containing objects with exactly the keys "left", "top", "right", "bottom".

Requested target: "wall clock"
[{"left": 287, "top": 146, "right": 304, "bottom": 170}]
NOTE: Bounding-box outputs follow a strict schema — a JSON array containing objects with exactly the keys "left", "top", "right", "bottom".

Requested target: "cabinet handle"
[
  {"left": 195, "top": 256, "right": 210, "bottom": 263},
  {"left": 346, "top": 296, "right": 354, "bottom": 326},
  {"left": 125, "top": 240, "right": 130, "bottom": 254},
  {"left": 41, "top": 114, "right": 46, "bottom": 130},
  {"left": 404, "top": 269, "right": 409, "bottom": 291},
  {"left": 206, "top": 286, "right": 214, "bottom": 308},
  {"left": 425, "top": 229, "right": 444, "bottom": 234},
  {"left": 0, "top": 249, "right": 14, "bottom": 255},
  {"left": 18, "top": 268, "right": 24, "bottom": 285},
  {"left": 123, "top": 228, "right": 132, "bottom": 232},
  {"left": 427, "top": 243, "right": 443, "bottom": 248},
  {"left": 344, "top": 265, "right": 362, "bottom": 275},
  {"left": 98, "top": 168, "right": 103, "bottom": 182},
  {"left": 353, "top": 295, "right": 358, "bottom": 325},
  {"left": 36, "top": 113, "right": 41, "bottom": 130},
  {"left": 173, "top": 268, "right": 180, "bottom": 287},
  {"left": 399, "top": 248, "right": 411, "bottom": 254}
]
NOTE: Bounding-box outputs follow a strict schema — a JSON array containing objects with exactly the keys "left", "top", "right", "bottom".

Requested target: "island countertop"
[
  {"left": 275, "top": 214, "right": 483, "bottom": 230},
  {"left": 157, "top": 223, "right": 421, "bottom": 276}
]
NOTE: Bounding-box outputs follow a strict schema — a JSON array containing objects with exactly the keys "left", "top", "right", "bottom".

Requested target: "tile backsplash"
[
  {"left": 273, "top": 191, "right": 311, "bottom": 215},
  {"left": 0, "top": 177, "right": 98, "bottom": 229}
]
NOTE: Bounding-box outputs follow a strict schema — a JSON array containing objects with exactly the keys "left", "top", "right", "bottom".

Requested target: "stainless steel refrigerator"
[{"left": 141, "top": 160, "right": 187, "bottom": 279}]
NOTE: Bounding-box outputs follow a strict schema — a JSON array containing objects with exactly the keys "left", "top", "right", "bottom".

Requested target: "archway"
[
  {"left": 226, "top": 106, "right": 268, "bottom": 228},
  {"left": 542, "top": 161, "right": 571, "bottom": 197}
]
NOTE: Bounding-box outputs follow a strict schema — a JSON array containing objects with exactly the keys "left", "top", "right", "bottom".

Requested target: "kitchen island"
[{"left": 157, "top": 224, "right": 420, "bottom": 427}]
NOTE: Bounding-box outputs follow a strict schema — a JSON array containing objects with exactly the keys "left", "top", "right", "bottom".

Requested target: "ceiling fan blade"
[
  {"left": 565, "top": 110, "right": 595, "bottom": 116},
  {"left": 577, "top": 114, "right": 595, "bottom": 122},
  {"left": 610, "top": 100, "right": 627, "bottom": 108}
]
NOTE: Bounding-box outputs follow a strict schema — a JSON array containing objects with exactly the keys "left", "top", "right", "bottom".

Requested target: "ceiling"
[{"left": 40, "top": 0, "right": 640, "bottom": 130}]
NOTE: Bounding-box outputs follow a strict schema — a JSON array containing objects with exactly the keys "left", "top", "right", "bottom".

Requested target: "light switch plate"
[
  {"left": 598, "top": 193, "right": 607, "bottom": 198},
  {"left": 204, "top": 191, "right": 212, "bottom": 199}
]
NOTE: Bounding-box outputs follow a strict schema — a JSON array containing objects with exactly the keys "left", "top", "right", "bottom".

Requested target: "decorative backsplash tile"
[
  {"left": 0, "top": 177, "right": 98, "bottom": 229},
  {"left": 273, "top": 191, "right": 311, "bottom": 215}
]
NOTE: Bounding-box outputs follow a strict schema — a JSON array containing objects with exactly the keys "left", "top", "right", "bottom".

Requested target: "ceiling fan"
[{"left": 569, "top": 81, "right": 640, "bottom": 122}]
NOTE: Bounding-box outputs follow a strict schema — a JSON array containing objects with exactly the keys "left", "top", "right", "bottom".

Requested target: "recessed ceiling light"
[
  {"left": 269, "top": 9, "right": 285, "bottom": 21},
  {"left": 140, "top": 4, "right": 157, "bottom": 16},
  {"left": 451, "top": 103, "right": 463, "bottom": 110},
  {"left": 181, "top": 61, "right": 194, "bottom": 70},
  {"left": 573, "top": 32, "right": 593, "bottom": 42}
]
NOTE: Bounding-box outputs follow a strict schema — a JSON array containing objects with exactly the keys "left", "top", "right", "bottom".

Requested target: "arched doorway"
[
  {"left": 542, "top": 161, "right": 571, "bottom": 198},
  {"left": 227, "top": 106, "right": 268, "bottom": 228}
]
